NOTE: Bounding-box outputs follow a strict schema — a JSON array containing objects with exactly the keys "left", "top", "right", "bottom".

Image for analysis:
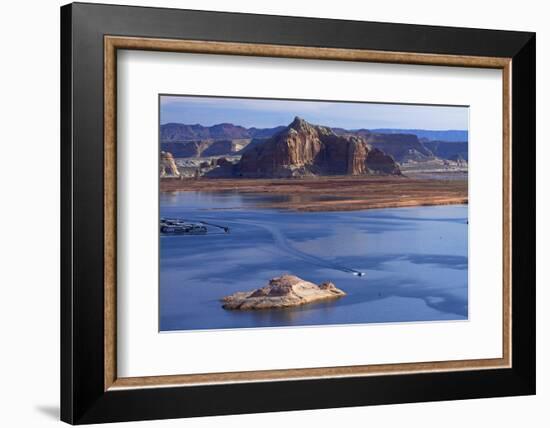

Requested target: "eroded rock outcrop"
[
  {"left": 222, "top": 274, "right": 346, "bottom": 310},
  {"left": 237, "top": 117, "right": 401, "bottom": 178},
  {"left": 365, "top": 147, "right": 402, "bottom": 175},
  {"left": 159, "top": 151, "right": 180, "bottom": 177}
]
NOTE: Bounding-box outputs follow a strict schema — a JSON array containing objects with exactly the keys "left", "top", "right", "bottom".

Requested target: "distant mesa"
[
  {"left": 423, "top": 140, "right": 468, "bottom": 162},
  {"left": 365, "top": 133, "right": 434, "bottom": 163},
  {"left": 222, "top": 274, "right": 346, "bottom": 310},
  {"left": 159, "top": 121, "right": 468, "bottom": 145},
  {"left": 372, "top": 128, "right": 468, "bottom": 143},
  {"left": 160, "top": 122, "right": 250, "bottom": 141},
  {"left": 160, "top": 122, "right": 286, "bottom": 143}
]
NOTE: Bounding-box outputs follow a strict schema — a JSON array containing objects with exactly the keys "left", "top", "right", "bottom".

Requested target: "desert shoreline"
[{"left": 160, "top": 176, "right": 467, "bottom": 212}]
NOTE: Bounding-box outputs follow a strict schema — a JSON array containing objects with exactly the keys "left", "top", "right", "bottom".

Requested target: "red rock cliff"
[{"left": 238, "top": 117, "right": 400, "bottom": 178}]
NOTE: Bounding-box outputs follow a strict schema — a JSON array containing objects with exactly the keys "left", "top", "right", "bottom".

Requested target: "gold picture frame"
[{"left": 103, "top": 36, "right": 512, "bottom": 391}]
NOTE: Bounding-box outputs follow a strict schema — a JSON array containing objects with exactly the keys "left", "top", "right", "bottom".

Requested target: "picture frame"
[{"left": 60, "top": 2, "right": 535, "bottom": 424}]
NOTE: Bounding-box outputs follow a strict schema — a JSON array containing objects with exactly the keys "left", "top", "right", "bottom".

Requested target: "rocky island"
[{"left": 222, "top": 275, "right": 346, "bottom": 310}]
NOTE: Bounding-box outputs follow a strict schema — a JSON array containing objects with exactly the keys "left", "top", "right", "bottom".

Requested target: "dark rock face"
[
  {"left": 236, "top": 138, "right": 269, "bottom": 155},
  {"left": 201, "top": 140, "right": 238, "bottom": 157},
  {"left": 423, "top": 141, "right": 469, "bottom": 161},
  {"left": 237, "top": 117, "right": 401, "bottom": 178},
  {"left": 365, "top": 148, "right": 404, "bottom": 175},
  {"left": 367, "top": 133, "right": 435, "bottom": 163},
  {"left": 247, "top": 126, "right": 286, "bottom": 139},
  {"left": 204, "top": 157, "right": 238, "bottom": 178},
  {"left": 216, "top": 157, "right": 233, "bottom": 167}
]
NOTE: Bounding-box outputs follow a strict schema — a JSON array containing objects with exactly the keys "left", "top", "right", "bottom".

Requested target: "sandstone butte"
[
  {"left": 222, "top": 274, "right": 346, "bottom": 310},
  {"left": 238, "top": 116, "right": 401, "bottom": 178}
]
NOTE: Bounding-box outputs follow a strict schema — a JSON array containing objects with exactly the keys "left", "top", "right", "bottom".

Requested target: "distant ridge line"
[{"left": 160, "top": 122, "right": 468, "bottom": 143}]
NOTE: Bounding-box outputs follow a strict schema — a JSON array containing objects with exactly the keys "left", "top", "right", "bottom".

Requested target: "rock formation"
[
  {"left": 216, "top": 157, "right": 233, "bottom": 167},
  {"left": 366, "top": 133, "right": 435, "bottom": 163},
  {"left": 161, "top": 139, "right": 253, "bottom": 158},
  {"left": 160, "top": 121, "right": 467, "bottom": 166},
  {"left": 160, "top": 122, "right": 284, "bottom": 142},
  {"left": 365, "top": 147, "right": 403, "bottom": 174},
  {"left": 222, "top": 274, "right": 346, "bottom": 310},
  {"left": 423, "top": 141, "right": 469, "bottom": 162},
  {"left": 159, "top": 151, "right": 180, "bottom": 177},
  {"left": 237, "top": 117, "right": 401, "bottom": 178}
]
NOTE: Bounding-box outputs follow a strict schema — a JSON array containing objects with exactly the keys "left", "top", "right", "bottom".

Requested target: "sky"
[{"left": 160, "top": 95, "right": 468, "bottom": 131}]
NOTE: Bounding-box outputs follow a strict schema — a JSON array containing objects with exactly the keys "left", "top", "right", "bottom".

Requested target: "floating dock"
[{"left": 160, "top": 218, "right": 230, "bottom": 235}]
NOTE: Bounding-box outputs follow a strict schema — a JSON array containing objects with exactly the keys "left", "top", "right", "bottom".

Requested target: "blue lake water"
[{"left": 159, "top": 192, "right": 468, "bottom": 331}]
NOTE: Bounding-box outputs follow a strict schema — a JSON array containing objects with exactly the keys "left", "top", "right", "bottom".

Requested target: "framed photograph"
[{"left": 60, "top": 2, "right": 535, "bottom": 424}]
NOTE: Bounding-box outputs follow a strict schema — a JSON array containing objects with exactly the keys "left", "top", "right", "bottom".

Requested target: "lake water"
[{"left": 159, "top": 192, "right": 468, "bottom": 331}]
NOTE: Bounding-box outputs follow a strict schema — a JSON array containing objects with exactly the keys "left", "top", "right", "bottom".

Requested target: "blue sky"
[{"left": 160, "top": 95, "right": 468, "bottom": 131}]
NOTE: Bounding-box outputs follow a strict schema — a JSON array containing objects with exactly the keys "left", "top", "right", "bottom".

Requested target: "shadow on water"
[{"left": 403, "top": 254, "right": 468, "bottom": 270}]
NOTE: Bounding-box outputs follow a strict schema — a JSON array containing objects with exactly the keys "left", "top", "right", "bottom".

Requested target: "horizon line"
[{"left": 159, "top": 120, "right": 468, "bottom": 133}]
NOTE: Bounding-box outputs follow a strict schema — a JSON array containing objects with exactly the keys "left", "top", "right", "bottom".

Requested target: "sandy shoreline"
[{"left": 160, "top": 176, "right": 468, "bottom": 212}]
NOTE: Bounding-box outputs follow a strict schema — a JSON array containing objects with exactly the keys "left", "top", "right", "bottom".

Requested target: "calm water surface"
[{"left": 159, "top": 191, "right": 468, "bottom": 331}]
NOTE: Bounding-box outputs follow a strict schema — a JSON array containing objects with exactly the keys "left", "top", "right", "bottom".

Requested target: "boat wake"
[{"left": 217, "top": 218, "right": 365, "bottom": 277}]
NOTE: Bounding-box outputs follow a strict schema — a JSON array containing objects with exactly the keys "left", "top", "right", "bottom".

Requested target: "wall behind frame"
[{"left": 0, "top": 1, "right": 545, "bottom": 427}]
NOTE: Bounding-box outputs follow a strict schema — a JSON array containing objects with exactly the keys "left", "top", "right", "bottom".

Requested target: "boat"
[{"left": 160, "top": 218, "right": 207, "bottom": 235}]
